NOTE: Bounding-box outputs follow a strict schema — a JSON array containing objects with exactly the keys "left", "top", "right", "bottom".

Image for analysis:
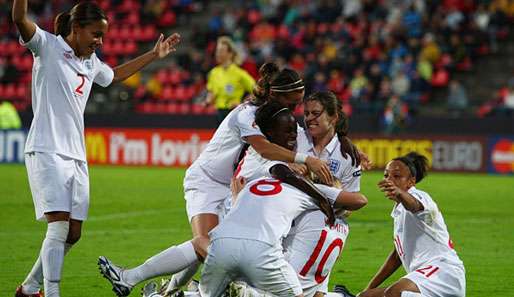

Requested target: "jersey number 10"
[{"left": 300, "top": 229, "right": 344, "bottom": 284}]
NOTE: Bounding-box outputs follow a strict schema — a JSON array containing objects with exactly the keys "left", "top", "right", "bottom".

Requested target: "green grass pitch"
[{"left": 1, "top": 164, "right": 513, "bottom": 296}]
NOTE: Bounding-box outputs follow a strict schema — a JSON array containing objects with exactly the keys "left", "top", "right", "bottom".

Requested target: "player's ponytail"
[
  {"left": 54, "top": 2, "right": 107, "bottom": 37},
  {"left": 54, "top": 12, "right": 72, "bottom": 36},
  {"left": 252, "top": 62, "right": 280, "bottom": 106},
  {"left": 395, "top": 152, "right": 429, "bottom": 183}
]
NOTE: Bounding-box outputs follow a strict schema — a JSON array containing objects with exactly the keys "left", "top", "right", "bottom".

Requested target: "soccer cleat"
[
  {"left": 98, "top": 256, "right": 133, "bottom": 297},
  {"left": 333, "top": 284, "right": 356, "bottom": 297},
  {"left": 15, "top": 286, "right": 44, "bottom": 297}
]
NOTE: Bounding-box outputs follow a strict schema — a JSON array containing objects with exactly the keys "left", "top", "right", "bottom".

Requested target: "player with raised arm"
[
  {"left": 225, "top": 93, "right": 367, "bottom": 297},
  {"left": 198, "top": 102, "right": 366, "bottom": 297},
  {"left": 12, "top": 1, "right": 180, "bottom": 297},
  {"left": 97, "top": 63, "right": 336, "bottom": 297},
  {"left": 358, "top": 153, "right": 465, "bottom": 297}
]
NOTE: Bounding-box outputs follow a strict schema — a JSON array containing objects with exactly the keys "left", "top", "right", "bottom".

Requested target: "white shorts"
[
  {"left": 404, "top": 258, "right": 466, "bottom": 297},
  {"left": 25, "top": 152, "right": 90, "bottom": 221},
  {"left": 183, "top": 166, "right": 231, "bottom": 222},
  {"left": 200, "top": 238, "right": 303, "bottom": 297}
]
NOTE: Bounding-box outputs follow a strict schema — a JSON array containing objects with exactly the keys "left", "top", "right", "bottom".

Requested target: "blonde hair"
[{"left": 217, "top": 36, "right": 242, "bottom": 65}]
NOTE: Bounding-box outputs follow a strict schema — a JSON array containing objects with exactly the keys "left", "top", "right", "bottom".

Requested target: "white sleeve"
[
  {"left": 19, "top": 25, "right": 50, "bottom": 57},
  {"left": 340, "top": 165, "right": 361, "bottom": 192},
  {"left": 93, "top": 57, "right": 114, "bottom": 87},
  {"left": 236, "top": 105, "right": 264, "bottom": 139},
  {"left": 314, "top": 184, "right": 343, "bottom": 205},
  {"left": 409, "top": 189, "right": 438, "bottom": 223}
]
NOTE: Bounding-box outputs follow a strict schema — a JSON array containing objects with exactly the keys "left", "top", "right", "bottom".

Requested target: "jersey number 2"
[
  {"left": 299, "top": 229, "right": 344, "bottom": 283},
  {"left": 75, "top": 74, "right": 86, "bottom": 95}
]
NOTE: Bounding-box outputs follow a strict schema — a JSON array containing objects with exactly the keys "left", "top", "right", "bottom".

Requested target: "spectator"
[
  {"left": 204, "top": 36, "right": 256, "bottom": 124},
  {"left": 500, "top": 78, "right": 514, "bottom": 116},
  {"left": 447, "top": 80, "right": 469, "bottom": 117},
  {"left": 383, "top": 95, "right": 408, "bottom": 134},
  {"left": 0, "top": 100, "right": 22, "bottom": 129}
]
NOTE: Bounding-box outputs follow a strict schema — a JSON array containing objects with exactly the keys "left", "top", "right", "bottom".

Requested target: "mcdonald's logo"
[{"left": 86, "top": 132, "right": 107, "bottom": 163}]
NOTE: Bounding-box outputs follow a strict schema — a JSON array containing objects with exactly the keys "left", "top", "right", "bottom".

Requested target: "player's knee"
[
  {"left": 384, "top": 286, "right": 401, "bottom": 297},
  {"left": 66, "top": 228, "right": 81, "bottom": 244},
  {"left": 192, "top": 235, "right": 210, "bottom": 260}
]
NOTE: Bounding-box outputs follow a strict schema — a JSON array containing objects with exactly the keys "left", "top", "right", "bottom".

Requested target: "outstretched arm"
[
  {"left": 247, "top": 135, "right": 333, "bottom": 185},
  {"left": 378, "top": 180, "right": 423, "bottom": 213},
  {"left": 112, "top": 33, "right": 181, "bottom": 82},
  {"left": 12, "top": 0, "right": 37, "bottom": 42},
  {"left": 269, "top": 164, "right": 335, "bottom": 225}
]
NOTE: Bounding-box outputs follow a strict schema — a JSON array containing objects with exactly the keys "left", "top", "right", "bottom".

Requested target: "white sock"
[
  {"left": 401, "top": 292, "right": 423, "bottom": 297},
  {"left": 123, "top": 241, "right": 198, "bottom": 286},
  {"left": 41, "top": 221, "right": 69, "bottom": 297},
  {"left": 22, "top": 243, "right": 73, "bottom": 294},
  {"left": 165, "top": 261, "right": 200, "bottom": 294},
  {"left": 325, "top": 293, "right": 344, "bottom": 297}
]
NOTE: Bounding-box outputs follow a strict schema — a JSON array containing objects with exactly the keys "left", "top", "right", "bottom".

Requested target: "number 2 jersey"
[
  {"left": 21, "top": 25, "right": 114, "bottom": 162},
  {"left": 392, "top": 187, "right": 464, "bottom": 273}
]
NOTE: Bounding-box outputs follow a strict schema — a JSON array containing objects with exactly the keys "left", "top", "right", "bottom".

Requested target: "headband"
[
  {"left": 270, "top": 79, "right": 305, "bottom": 92},
  {"left": 271, "top": 107, "right": 290, "bottom": 119}
]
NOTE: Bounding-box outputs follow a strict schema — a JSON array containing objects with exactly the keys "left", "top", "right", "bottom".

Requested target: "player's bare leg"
[{"left": 359, "top": 278, "right": 420, "bottom": 297}]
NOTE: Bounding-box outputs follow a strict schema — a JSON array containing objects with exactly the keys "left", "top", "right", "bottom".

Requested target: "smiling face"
[
  {"left": 215, "top": 42, "right": 233, "bottom": 65},
  {"left": 73, "top": 19, "right": 108, "bottom": 57},
  {"left": 304, "top": 100, "right": 336, "bottom": 140},
  {"left": 267, "top": 113, "right": 298, "bottom": 151},
  {"left": 383, "top": 160, "right": 416, "bottom": 191}
]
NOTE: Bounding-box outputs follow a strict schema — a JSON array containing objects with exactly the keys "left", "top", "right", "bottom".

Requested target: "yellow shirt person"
[
  {"left": 0, "top": 101, "right": 22, "bottom": 129},
  {"left": 205, "top": 36, "right": 255, "bottom": 123},
  {"left": 206, "top": 63, "right": 255, "bottom": 110}
]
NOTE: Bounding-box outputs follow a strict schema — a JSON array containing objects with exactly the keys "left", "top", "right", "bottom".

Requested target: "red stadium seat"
[
  {"left": 165, "top": 102, "right": 178, "bottom": 114},
  {"left": 15, "top": 84, "right": 28, "bottom": 99},
  {"left": 160, "top": 85, "right": 175, "bottom": 101},
  {"left": 142, "top": 25, "right": 157, "bottom": 41},
  {"left": 431, "top": 68, "right": 449, "bottom": 87},
  {"left": 159, "top": 11, "right": 177, "bottom": 27},
  {"left": 123, "top": 41, "right": 137, "bottom": 55}
]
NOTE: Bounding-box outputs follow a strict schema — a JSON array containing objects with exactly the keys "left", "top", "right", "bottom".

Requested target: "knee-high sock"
[
  {"left": 41, "top": 221, "right": 69, "bottom": 297},
  {"left": 21, "top": 243, "right": 73, "bottom": 294},
  {"left": 123, "top": 241, "right": 198, "bottom": 286},
  {"left": 401, "top": 292, "right": 424, "bottom": 297},
  {"left": 165, "top": 261, "right": 200, "bottom": 294}
]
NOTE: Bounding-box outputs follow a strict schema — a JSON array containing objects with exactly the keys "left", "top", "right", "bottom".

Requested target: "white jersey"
[
  {"left": 210, "top": 178, "right": 341, "bottom": 246},
  {"left": 392, "top": 187, "right": 463, "bottom": 273},
  {"left": 189, "top": 102, "right": 263, "bottom": 185},
  {"left": 21, "top": 26, "right": 114, "bottom": 161},
  {"left": 235, "top": 146, "right": 282, "bottom": 180},
  {"left": 296, "top": 131, "right": 361, "bottom": 191},
  {"left": 283, "top": 212, "right": 348, "bottom": 297}
]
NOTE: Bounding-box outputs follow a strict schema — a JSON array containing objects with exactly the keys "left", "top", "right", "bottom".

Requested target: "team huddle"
[{"left": 12, "top": 1, "right": 466, "bottom": 297}]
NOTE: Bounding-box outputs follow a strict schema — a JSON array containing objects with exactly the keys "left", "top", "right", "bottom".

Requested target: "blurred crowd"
[{"left": 0, "top": 0, "right": 513, "bottom": 129}]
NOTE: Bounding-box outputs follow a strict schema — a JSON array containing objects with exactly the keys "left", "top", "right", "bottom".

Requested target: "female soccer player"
[
  {"left": 204, "top": 36, "right": 256, "bottom": 123},
  {"left": 358, "top": 153, "right": 465, "bottom": 297},
  {"left": 98, "top": 63, "right": 334, "bottom": 297},
  {"left": 12, "top": 1, "right": 180, "bottom": 297},
  {"left": 199, "top": 101, "right": 366, "bottom": 297},
  {"left": 232, "top": 92, "right": 366, "bottom": 297}
]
